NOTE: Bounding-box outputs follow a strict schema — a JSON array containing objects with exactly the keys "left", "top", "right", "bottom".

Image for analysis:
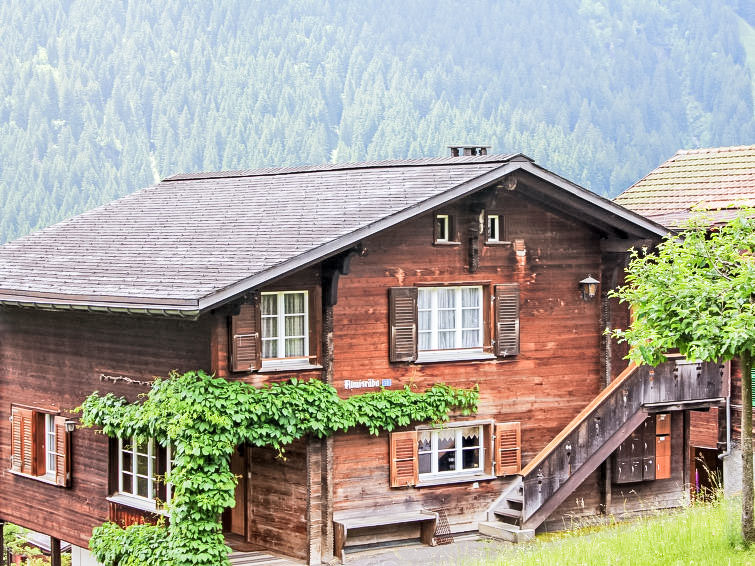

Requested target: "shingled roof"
[
  {"left": 615, "top": 145, "right": 755, "bottom": 228},
  {"left": 0, "top": 154, "right": 665, "bottom": 316}
]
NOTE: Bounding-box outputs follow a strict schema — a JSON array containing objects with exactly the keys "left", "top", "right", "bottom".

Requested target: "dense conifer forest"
[{"left": 1, "top": 0, "right": 755, "bottom": 243}]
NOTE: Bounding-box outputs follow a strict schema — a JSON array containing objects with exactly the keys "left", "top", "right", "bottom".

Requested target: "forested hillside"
[{"left": 1, "top": 0, "right": 754, "bottom": 243}]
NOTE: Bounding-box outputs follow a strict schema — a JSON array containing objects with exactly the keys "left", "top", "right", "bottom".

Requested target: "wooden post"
[
  {"left": 50, "top": 537, "right": 61, "bottom": 566},
  {"left": 320, "top": 301, "right": 335, "bottom": 562}
]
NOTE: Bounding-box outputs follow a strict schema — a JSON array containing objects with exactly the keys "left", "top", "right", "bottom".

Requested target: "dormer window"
[
  {"left": 436, "top": 214, "right": 450, "bottom": 242},
  {"left": 488, "top": 215, "right": 500, "bottom": 242}
]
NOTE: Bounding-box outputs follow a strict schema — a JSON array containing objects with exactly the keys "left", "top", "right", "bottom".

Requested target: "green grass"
[{"left": 470, "top": 497, "right": 755, "bottom": 565}]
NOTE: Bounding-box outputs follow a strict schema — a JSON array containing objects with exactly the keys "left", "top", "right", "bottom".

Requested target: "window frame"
[
  {"left": 8, "top": 405, "right": 69, "bottom": 486},
  {"left": 417, "top": 424, "right": 485, "bottom": 480},
  {"left": 417, "top": 286, "right": 484, "bottom": 353},
  {"left": 117, "top": 436, "right": 172, "bottom": 507},
  {"left": 44, "top": 413, "right": 58, "bottom": 479},
  {"left": 487, "top": 214, "right": 500, "bottom": 242},
  {"left": 260, "top": 290, "right": 310, "bottom": 361}
]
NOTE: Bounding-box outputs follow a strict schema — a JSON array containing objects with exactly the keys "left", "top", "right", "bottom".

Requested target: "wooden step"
[
  {"left": 479, "top": 521, "right": 535, "bottom": 543},
  {"left": 493, "top": 508, "right": 522, "bottom": 525}
]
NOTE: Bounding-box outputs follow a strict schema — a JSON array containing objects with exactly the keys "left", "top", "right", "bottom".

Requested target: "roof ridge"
[
  {"left": 162, "top": 153, "right": 525, "bottom": 182},
  {"left": 674, "top": 144, "right": 755, "bottom": 156}
]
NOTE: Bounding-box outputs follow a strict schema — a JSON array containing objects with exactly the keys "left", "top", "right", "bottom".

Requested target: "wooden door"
[{"left": 223, "top": 446, "right": 248, "bottom": 537}]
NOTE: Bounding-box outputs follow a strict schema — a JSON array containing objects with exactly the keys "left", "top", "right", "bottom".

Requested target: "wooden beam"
[{"left": 50, "top": 537, "right": 61, "bottom": 566}]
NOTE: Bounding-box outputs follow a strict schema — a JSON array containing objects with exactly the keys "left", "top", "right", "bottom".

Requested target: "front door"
[{"left": 223, "top": 445, "right": 248, "bottom": 538}]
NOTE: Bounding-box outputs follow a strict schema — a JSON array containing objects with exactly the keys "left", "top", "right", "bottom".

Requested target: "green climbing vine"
[{"left": 79, "top": 371, "right": 478, "bottom": 566}]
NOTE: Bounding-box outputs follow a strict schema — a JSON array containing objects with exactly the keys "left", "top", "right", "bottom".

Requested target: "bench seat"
[{"left": 333, "top": 510, "right": 438, "bottom": 562}]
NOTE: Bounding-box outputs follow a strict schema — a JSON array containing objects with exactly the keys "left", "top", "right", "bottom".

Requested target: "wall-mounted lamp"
[
  {"left": 64, "top": 419, "right": 76, "bottom": 433},
  {"left": 579, "top": 275, "right": 600, "bottom": 301}
]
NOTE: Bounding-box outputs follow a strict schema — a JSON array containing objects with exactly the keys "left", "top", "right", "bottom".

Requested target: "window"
[
  {"left": 418, "top": 286, "right": 482, "bottom": 351},
  {"left": 229, "top": 289, "right": 320, "bottom": 372},
  {"left": 45, "top": 414, "right": 58, "bottom": 478},
  {"left": 389, "top": 421, "right": 521, "bottom": 487},
  {"left": 9, "top": 406, "right": 70, "bottom": 486},
  {"left": 261, "top": 291, "right": 308, "bottom": 359},
  {"left": 118, "top": 437, "right": 172, "bottom": 504},
  {"left": 418, "top": 425, "right": 483, "bottom": 478},
  {"left": 487, "top": 214, "right": 501, "bottom": 242},
  {"left": 435, "top": 214, "right": 450, "bottom": 242},
  {"left": 388, "top": 284, "right": 519, "bottom": 363}
]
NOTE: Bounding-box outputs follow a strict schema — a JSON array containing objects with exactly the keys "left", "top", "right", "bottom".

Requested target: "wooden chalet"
[
  {"left": 0, "top": 148, "right": 728, "bottom": 565},
  {"left": 616, "top": 144, "right": 755, "bottom": 499}
]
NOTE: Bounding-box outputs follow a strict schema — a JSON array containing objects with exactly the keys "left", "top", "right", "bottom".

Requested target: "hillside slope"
[{"left": 0, "top": 0, "right": 753, "bottom": 242}]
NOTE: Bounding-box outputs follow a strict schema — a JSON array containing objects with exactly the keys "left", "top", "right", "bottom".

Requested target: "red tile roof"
[{"left": 615, "top": 145, "right": 755, "bottom": 228}]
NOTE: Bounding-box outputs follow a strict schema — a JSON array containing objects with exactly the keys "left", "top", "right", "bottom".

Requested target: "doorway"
[
  {"left": 223, "top": 445, "right": 248, "bottom": 540},
  {"left": 690, "top": 446, "right": 721, "bottom": 500}
]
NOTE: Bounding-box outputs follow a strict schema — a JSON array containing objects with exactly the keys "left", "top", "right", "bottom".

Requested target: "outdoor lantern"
[
  {"left": 64, "top": 419, "right": 76, "bottom": 433},
  {"left": 579, "top": 275, "right": 599, "bottom": 301}
]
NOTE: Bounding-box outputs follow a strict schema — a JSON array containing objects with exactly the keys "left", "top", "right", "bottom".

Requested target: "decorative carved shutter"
[
  {"left": 53, "top": 416, "right": 71, "bottom": 487},
  {"left": 390, "top": 431, "right": 418, "bottom": 487},
  {"left": 230, "top": 300, "right": 261, "bottom": 372},
  {"left": 389, "top": 287, "right": 418, "bottom": 362},
  {"left": 495, "top": 422, "right": 521, "bottom": 476},
  {"left": 11, "top": 407, "right": 34, "bottom": 475},
  {"left": 494, "top": 284, "right": 520, "bottom": 356}
]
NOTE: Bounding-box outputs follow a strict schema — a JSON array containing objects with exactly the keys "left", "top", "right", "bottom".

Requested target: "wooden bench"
[{"left": 333, "top": 510, "right": 438, "bottom": 562}]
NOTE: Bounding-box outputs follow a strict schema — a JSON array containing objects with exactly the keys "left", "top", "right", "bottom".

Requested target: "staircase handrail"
[{"left": 519, "top": 362, "right": 638, "bottom": 477}]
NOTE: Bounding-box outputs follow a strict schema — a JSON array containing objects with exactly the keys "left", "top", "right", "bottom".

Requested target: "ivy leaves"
[{"left": 80, "top": 371, "right": 477, "bottom": 566}]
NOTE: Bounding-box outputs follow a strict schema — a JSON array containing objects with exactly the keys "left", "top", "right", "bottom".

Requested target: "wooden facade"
[{"left": 0, "top": 158, "right": 726, "bottom": 564}]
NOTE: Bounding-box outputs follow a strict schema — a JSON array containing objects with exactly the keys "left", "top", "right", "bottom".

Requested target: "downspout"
[{"left": 719, "top": 394, "right": 732, "bottom": 460}]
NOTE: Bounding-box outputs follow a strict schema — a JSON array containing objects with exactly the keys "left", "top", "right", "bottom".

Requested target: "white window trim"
[
  {"left": 118, "top": 437, "right": 172, "bottom": 505},
  {"left": 418, "top": 286, "right": 483, "bottom": 352},
  {"left": 44, "top": 413, "right": 57, "bottom": 479},
  {"left": 417, "top": 425, "right": 485, "bottom": 480},
  {"left": 261, "top": 290, "right": 309, "bottom": 360},
  {"left": 436, "top": 214, "right": 450, "bottom": 242},
  {"left": 488, "top": 214, "right": 500, "bottom": 242}
]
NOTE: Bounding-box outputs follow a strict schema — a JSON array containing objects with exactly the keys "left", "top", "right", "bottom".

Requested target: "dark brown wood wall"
[
  {"left": 330, "top": 190, "right": 612, "bottom": 525},
  {"left": 0, "top": 307, "right": 210, "bottom": 547},
  {"left": 248, "top": 441, "right": 309, "bottom": 560}
]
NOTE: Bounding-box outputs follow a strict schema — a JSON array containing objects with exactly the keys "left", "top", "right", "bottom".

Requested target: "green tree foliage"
[
  {"left": 611, "top": 211, "right": 755, "bottom": 541},
  {"left": 79, "top": 370, "right": 478, "bottom": 566},
  {"left": 1, "top": 1, "right": 754, "bottom": 244}
]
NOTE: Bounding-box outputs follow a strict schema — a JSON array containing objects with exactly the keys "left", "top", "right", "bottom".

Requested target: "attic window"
[
  {"left": 488, "top": 215, "right": 500, "bottom": 242},
  {"left": 436, "top": 215, "right": 450, "bottom": 242}
]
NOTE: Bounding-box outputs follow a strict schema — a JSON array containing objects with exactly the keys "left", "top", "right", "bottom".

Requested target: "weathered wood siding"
[
  {"left": 0, "top": 307, "right": 210, "bottom": 547},
  {"left": 690, "top": 408, "right": 719, "bottom": 449},
  {"left": 248, "top": 441, "right": 309, "bottom": 560},
  {"left": 331, "top": 189, "right": 609, "bottom": 527}
]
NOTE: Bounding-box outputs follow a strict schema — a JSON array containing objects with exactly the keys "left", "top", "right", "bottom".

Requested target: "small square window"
[
  {"left": 488, "top": 215, "right": 500, "bottom": 242},
  {"left": 435, "top": 214, "right": 450, "bottom": 242}
]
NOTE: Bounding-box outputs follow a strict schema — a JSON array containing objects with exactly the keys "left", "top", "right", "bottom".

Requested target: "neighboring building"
[
  {"left": 616, "top": 144, "right": 755, "bottom": 497},
  {"left": 0, "top": 149, "right": 727, "bottom": 565}
]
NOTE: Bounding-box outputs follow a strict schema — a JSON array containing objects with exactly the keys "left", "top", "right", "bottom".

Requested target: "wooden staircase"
[{"left": 481, "top": 358, "right": 728, "bottom": 541}]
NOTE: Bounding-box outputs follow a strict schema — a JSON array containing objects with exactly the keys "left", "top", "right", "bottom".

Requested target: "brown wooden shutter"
[
  {"left": 495, "top": 421, "right": 521, "bottom": 476},
  {"left": 389, "top": 287, "right": 418, "bottom": 362},
  {"left": 11, "top": 407, "right": 35, "bottom": 475},
  {"left": 230, "top": 300, "right": 261, "bottom": 372},
  {"left": 390, "top": 431, "right": 418, "bottom": 487},
  {"left": 53, "top": 416, "right": 71, "bottom": 487},
  {"left": 494, "top": 284, "right": 519, "bottom": 357}
]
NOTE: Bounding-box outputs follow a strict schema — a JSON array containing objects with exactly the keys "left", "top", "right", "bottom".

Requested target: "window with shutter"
[
  {"left": 494, "top": 422, "right": 521, "bottom": 475},
  {"left": 230, "top": 301, "right": 261, "bottom": 372},
  {"left": 389, "top": 287, "right": 418, "bottom": 362},
  {"left": 494, "top": 284, "right": 520, "bottom": 357},
  {"left": 9, "top": 405, "right": 71, "bottom": 485},
  {"left": 390, "top": 431, "right": 418, "bottom": 487}
]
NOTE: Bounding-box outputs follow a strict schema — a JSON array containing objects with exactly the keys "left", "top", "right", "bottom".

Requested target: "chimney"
[{"left": 448, "top": 145, "right": 490, "bottom": 157}]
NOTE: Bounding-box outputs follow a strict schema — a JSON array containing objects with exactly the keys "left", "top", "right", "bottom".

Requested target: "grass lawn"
[{"left": 469, "top": 497, "right": 755, "bottom": 565}]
